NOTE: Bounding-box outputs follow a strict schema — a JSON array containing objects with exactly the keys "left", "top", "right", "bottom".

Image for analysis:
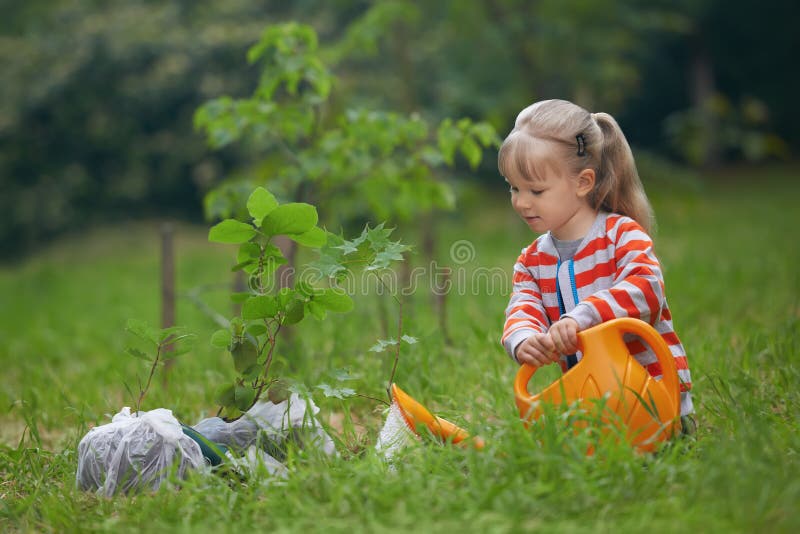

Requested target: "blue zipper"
[{"left": 556, "top": 259, "right": 579, "bottom": 370}]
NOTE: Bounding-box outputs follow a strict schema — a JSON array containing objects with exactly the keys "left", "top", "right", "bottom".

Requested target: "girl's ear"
[{"left": 576, "top": 169, "right": 595, "bottom": 197}]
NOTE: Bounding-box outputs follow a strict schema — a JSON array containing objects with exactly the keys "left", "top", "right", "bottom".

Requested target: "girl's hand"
[
  {"left": 549, "top": 318, "right": 579, "bottom": 355},
  {"left": 515, "top": 333, "right": 559, "bottom": 368}
]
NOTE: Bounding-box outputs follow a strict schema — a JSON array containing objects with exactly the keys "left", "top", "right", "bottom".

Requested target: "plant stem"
[
  {"left": 374, "top": 274, "right": 405, "bottom": 402},
  {"left": 386, "top": 294, "right": 404, "bottom": 402},
  {"left": 235, "top": 321, "right": 284, "bottom": 416},
  {"left": 137, "top": 343, "right": 162, "bottom": 413},
  {"left": 355, "top": 393, "right": 390, "bottom": 407},
  {"left": 262, "top": 322, "right": 282, "bottom": 381}
]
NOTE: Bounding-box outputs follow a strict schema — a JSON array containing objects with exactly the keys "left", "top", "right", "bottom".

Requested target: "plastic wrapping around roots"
[
  {"left": 76, "top": 393, "right": 336, "bottom": 496},
  {"left": 76, "top": 408, "right": 205, "bottom": 497}
]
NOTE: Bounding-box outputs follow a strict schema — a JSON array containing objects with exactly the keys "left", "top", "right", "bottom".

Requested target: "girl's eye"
[{"left": 531, "top": 189, "right": 544, "bottom": 195}]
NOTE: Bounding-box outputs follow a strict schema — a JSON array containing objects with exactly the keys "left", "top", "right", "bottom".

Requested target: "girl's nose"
[{"left": 513, "top": 193, "right": 530, "bottom": 210}]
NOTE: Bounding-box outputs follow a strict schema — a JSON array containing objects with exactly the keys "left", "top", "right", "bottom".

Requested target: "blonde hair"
[{"left": 498, "top": 99, "right": 654, "bottom": 234}]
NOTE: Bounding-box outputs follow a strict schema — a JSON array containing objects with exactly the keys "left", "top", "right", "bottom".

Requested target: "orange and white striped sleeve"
[{"left": 502, "top": 248, "right": 552, "bottom": 360}]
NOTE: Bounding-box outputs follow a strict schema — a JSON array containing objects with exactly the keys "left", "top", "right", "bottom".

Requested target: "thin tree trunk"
[
  {"left": 160, "top": 223, "right": 175, "bottom": 379},
  {"left": 435, "top": 268, "right": 452, "bottom": 345},
  {"left": 690, "top": 32, "right": 720, "bottom": 168}
]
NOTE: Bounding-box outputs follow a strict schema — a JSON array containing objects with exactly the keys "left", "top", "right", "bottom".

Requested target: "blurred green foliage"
[
  {"left": 0, "top": 0, "right": 278, "bottom": 256},
  {"left": 194, "top": 19, "right": 499, "bottom": 228},
  {"left": 0, "top": 0, "right": 795, "bottom": 257},
  {"left": 665, "top": 94, "right": 789, "bottom": 166}
]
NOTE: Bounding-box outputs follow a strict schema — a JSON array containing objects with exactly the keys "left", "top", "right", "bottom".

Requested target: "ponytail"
[{"left": 591, "top": 113, "right": 654, "bottom": 234}]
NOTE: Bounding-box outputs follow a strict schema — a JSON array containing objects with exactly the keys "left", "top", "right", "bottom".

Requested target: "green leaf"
[
  {"left": 287, "top": 226, "right": 327, "bottom": 247},
  {"left": 125, "top": 319, "right": 159, "bottom": 346},
  {"left": 261, "top": 203, "right": 318, "bottom": 236},
  {"left": 238, "top": 242, "right": 262, "bottom": 263},
  {"left": 295, "top": 279, "right": 315, "bottom": 297},
  {"left": 314, "top": 288, "right": 354, "bottom": 313},
  {"left": 347, "top": 230, "right": 367, "bottom": 249},
  {"left": 230, "top": 317, "right": 245, "bottom": 337},
  {"left": 230, "top": 292, "right": 252, "bottom": 303},
  {"left": 210, "top": 329, "right": 232, "bottom": 348},
  {"left": 287, "top": 381, "right": 311, "bottom": 398},
  {"left": 246, "top": 323, "right": 268, "bottom": 337},
  {"left": 471, "top": 122, "right": 500, "bottom": 147},
  {"left": 163, "top": 342, "right": 194, "bottom": 359},
  {"left": 231, "top": 260, "right": 256, "bottom": 273},
  {"left": 163, "top": 333, "right": 196, "bottom": 346},
  {"left": 262, "top": 243, "right": 286, "bottom": 260},
  {"left": 215, "top": 384, "right": 236, "bottom": 407},
  {"left": 235, "top": 384, "right": 256, "bottom": 411},
  {"left": 364, "top": 223, "right": 394, "bottom": 250},
  {"left": 125, "top": 347, "right": 150, "bottom": 361},
  {"left": 242, "top": 295, "right": 278, "bottom": 320},
  {"left": 209, "top": 219, "right": 257, "bottom": 244},
  {"left": 334, "top": 241, "right": 359, "bottom": 255},
  {"left": 230, "top": 339, "right": 259, "bottom": 373},
  {"left": 401, "top": 335, "right": 418, "bottom": 344},
  {"left": 437, "top": 119, "right": 461, "bottom": 166},
  {"left": 241, "top": 364, "right": 262, "bottom": 381},
  {"left": 460, "top": 135, "right": 482, "bottom": 169},
  {"left": 357, "top": 231, "right": 409, "bottom": 270},
  {"left": 158, "top": 326, "right": 191, "bottom": 343},
  {"left": 283, "top": 300, "right": 305, "bottom": 325},
  {"left": 268, "top": 380, "right": 290, "bottom": 403},
  {"left": 246, "top": 187, "right": 279, "bottom": 226},
  {"left": 308, "top": 254, "right": 347, "bottom": 279},
  {"left": 369, "top": 240, "right": 409, "bottom": 270},
  {"left": 316, "top": 383, "right": 356, "bottom": 399},
  {"left": 277, "top": 288, "right": 296, "bottom": 308},
  {"left": 307, "top": 300, "right": 327, "bottom": 320},
  {"left": 368, "top": 338, "right": 398, "bottom": 353}
]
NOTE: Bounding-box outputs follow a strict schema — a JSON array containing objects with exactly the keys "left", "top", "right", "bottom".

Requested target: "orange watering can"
[{"left": 514, "top": 317, "right": 681, "bottom": 452}]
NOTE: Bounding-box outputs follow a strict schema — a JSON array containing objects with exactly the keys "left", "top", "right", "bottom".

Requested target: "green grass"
[{"left": 1, "top": 166, "right": 799, "bottom": 532}]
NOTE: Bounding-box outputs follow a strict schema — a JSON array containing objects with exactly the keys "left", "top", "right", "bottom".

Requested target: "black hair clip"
[{"left": 576, "top": 134, "right": 586, "bottom": 157}]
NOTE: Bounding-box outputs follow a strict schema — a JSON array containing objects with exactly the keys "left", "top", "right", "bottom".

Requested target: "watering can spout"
[{"left": 514, "top": 318, "right": 681, "bottom": 452}]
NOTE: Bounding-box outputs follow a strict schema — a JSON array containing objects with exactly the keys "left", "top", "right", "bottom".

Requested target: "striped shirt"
[{"left": 502, "top": 212, "right": 694, "bottom": 415}]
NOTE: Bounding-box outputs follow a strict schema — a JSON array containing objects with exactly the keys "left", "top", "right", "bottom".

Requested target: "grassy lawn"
[{"left": 1, "top": 166, "right": 798, "bottom": 532}]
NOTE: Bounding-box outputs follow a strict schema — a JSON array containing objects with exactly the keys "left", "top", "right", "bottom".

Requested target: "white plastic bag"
[
  {"left": 191, "top": 416, "right": 259, "bottom": 451},
  {"left": 193, "top": 393, "right": 337, "bottom": 459},
  {"left": 76, "top": 407, "right": 204, "bottom": 497},
  {"left": 244, "top": 392, "right": 337, "bottom": 458}
]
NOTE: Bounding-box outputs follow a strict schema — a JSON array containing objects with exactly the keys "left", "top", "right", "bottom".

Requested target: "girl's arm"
[
  {"left": 564, "top": 218, "right": 665, "bottom": 331},
  {"left": 502, "top": 252, "right": 552, "bottom": 360}
]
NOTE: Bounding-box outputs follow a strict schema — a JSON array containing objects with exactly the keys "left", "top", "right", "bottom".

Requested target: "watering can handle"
[
  {"left": 612, "top": 317, "right": 681, "bottom": 403},
  {"left": 513, "top": 360, "right": 539, "bottom": 405},
  {"left": 513, "top": 318, "right": 681, "bottom": 404}
]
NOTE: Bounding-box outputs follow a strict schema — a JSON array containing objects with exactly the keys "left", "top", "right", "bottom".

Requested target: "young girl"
[{"left": 499, "top": 99, "right": 694, "bottom": 419}]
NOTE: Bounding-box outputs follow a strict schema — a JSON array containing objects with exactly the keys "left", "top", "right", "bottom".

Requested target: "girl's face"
[{"left": 504, "top": 141, "right": 597, "bottom": 240}]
